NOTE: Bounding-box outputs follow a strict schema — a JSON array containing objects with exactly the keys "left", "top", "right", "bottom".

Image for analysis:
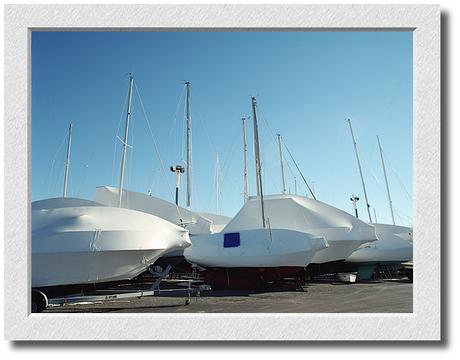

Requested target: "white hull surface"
[
  {"left": 346, "top": 223, "right": 413, "bottom": 264},
  {"left": 32, "top": 198, "right": 191, "bottom": 288},
  {"left": 184, "top": 228, "right": 327, "bottom": 268},
  {"left": 223, "top": 195, "right": 377, "bottom": 264}
]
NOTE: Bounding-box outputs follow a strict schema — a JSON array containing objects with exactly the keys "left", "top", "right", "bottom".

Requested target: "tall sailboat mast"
[
  {"left": 118, "top": 74, "right": 134, "bottom": 207},
  {"left": 62, "top": 122, "right": 73, "bottom": 198},
  {"left": 215, "top": 153, "right": 221, "bottom": 213},
  {"left": 277, "top": 133, "right": 286, "bottom": 194},
  {"left": 251, "top": 96, "right": 266, "bottom": 228},
  {"left": 377, "top": 135, "right": 396, "bottom": 225},
  {"left": 242, "top": 117, "right": 249, "bottom": 202},
  {"left": 347, "top": 119, "right": 372, "bottom": 223},
  {"left": 185, "top": 81, "right": 192, "bottom": 209},
  {"left": 252, "top": 99, "right": 261, "bottom": 196}
]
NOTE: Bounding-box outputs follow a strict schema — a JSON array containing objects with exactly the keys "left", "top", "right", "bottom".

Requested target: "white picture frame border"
[{"left": 4, "top": 4, "right": 440, "bottom": 341}]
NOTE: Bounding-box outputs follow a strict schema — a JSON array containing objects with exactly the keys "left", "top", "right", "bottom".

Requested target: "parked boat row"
[{"left": 32, "top": 75, "right": 413, "bottom": 300}]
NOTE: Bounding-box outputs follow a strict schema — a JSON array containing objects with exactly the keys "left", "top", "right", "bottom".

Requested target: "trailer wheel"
[{"left": 31, "top": 290, "right": 48, "bottom": 313}]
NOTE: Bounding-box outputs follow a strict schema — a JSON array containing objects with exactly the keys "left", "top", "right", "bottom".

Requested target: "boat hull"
[
  {"left": 311, "top": 238, "right": 373, "bottom": 264},
  {"left": 346, "top": 223, "right": 413, "bottom": 264},
  {"left": 184, "top": 228, "right": 327, "bottom": 268},
  {"left": 33, "top": 249, "right": 166, "bottom": 287},
  {"left": 32, "top": 198, "right": 191, "bottom": 288}
]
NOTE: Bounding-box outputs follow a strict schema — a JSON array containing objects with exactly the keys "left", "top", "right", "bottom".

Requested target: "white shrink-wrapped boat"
[
  {"left": 183, "top": 98, "right": 331, "bottom": 289},
  {"left": 32, "top": 197, "right": 191, "bottom": 288},
  {"left": 184, "top": 228, "right": 327, "bottom": 268},
  {"left": 183, "top": 227, "right": 327, "bottom": 289},
  {"left": 94, "top": 186, "right": 216, "bottom": 235},
  {"left": 346, "top": 223, "right": 413, "bottom": 264},
  {"left": 343, "top": 223, "right": 413, "bottom": 280},
  {"left": 222, "top": 194, "right": 377, "bottom": 265}
]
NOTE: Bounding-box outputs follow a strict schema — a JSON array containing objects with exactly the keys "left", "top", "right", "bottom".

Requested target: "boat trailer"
[{"left": 31, "top": 265, "right": 211, "bottom": 313}]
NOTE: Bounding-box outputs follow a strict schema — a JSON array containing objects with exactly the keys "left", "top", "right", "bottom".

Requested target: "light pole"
[
  {"left": 350, "top": 194, "right": 360, "bottom": 218},
  {"left": 170, "top": 165, "right": 185, "bottom": 206}
]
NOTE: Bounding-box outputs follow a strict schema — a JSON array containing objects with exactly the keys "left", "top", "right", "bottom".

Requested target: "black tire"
[{"left": 31, "top": 290, "right": 48, "bottom": 313}]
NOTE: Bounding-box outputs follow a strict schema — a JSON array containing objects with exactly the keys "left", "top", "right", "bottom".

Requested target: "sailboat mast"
[
  {"left": 242, "top": 117, "right": 249, "bottom": 202},
  {"left": 252, "top": 100, "right": 261, "bottom": 197},
  {"left": 277, "top": 134, "right": 286, "bottom": 194},
  {"left": 377, "top": 135, "right": 396, "bottom": 225},
  {"left": 185, "top": 81, "right": 192, "bottom": 209},
  {"left": 215, "top": 153, "right": 221, "bottom": 213},
  {"left": 118, "top": 74, "right": 134, "bottom": 207},
  {"left": 62, "top": 122, "right": 73, "bottom": 198},
  {"left": 347, "top": 119, "right": 372, "bottom": 223},
  {"left": 251, "top": 97, "right": 266, "bottom": 228}
]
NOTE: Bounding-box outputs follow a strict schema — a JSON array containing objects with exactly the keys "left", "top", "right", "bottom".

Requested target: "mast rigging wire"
[
  {"left": 166, "top": 85, "right": 185, "bottom": 163},
  {"left": 133, "top": 80, "right": 184, "bottom": 221},
  {"left": 383, "top": 150, "right": 412, "bottom": 202},
  {"left": 280, "top": 137, "right": 317, "bottom": 199},
  {"left": 361, "top": 146, "right": 412, "bottom": 225},
  {"left": 111, "top": 88, "right": 130, "bottom": 185},
  {"left": 44, "top": 132, "right": 68, "bottom": 196},
  {"left": 257, "top": 106, "right": 316, "bottom": 199}
]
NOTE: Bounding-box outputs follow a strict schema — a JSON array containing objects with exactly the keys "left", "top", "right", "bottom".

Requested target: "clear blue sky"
[{"left": 32, "top": 31, "right": 413, "bottom": 225}]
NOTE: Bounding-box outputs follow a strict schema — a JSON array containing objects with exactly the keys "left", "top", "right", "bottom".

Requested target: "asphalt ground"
[{"left": 44, "top": 280, "right": 412, "bottom": 313}]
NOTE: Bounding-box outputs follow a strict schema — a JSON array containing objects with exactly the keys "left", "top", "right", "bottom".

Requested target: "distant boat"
[
  {"left": 347, "top": 224, "right": 412, "bottom": 264},
  {"left": 94, "top": 186, "right": 219, "bottom": 235},
  {"left": 345, "top": 223, "right": 413, "bottom": 279}
]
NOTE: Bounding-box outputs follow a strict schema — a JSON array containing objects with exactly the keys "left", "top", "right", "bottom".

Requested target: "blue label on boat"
[{"left": 224, "top": 232, "right": 240, "bottom": 247}]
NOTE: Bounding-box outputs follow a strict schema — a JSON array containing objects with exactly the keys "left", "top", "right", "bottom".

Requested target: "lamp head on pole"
[{"left": 170, "top": 165, "right": 185, "bottom": 174}]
